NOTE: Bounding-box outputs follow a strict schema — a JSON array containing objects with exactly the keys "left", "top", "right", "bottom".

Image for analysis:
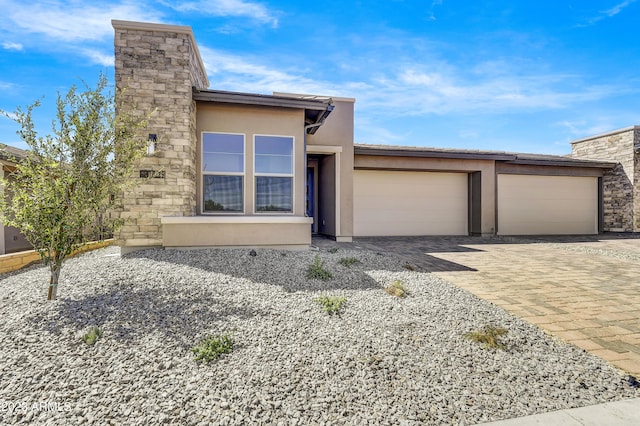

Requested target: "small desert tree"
[{"left": 0, "top": 74, "right": 149, "bottom": 300}]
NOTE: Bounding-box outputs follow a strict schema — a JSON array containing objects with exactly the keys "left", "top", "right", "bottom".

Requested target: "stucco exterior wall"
[
  {"left": 571, "top": 127, "right": 638, "bottom": 231},
  {"left": 112, "top": 20, "right": 208, "bottom": 248},
  {"left": 195, "top": 103, "right": 307, "bottom": 216}
]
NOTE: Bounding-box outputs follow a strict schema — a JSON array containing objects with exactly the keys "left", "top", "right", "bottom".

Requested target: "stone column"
[
  {"left": 571, "top": 127, "right": 637, "bottom": 232},
  {"left": 112, "top": 20, "right": 209, "bottom": 251}
]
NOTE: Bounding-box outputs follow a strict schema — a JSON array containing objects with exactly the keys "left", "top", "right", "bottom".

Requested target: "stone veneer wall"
[
  {"left": 571, "top": 127, "right": 638, "bottom": 231},
  {"left": 112, "top": 21, "right": 208, "bottom": 248}
]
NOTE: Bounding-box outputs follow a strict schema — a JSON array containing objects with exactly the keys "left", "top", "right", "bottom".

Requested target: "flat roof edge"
[
  {"left": 112, "top": 20, "right": 209, "bottom": 89},
  {"left": 193, "top": 89, "right": 330, "bottom": 110},
  {"left": 354, "top": 145, "right": 514, "bottom": 161},
  {"left": 570, "top": 125, "right": 640, "bottom": 144},
  {"left": 273, "top": 91, "right": 356, "bottom": 103}
]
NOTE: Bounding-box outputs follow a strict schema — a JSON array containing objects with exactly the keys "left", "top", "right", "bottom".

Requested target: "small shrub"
[
  {"left": 328, "top": 247, "right": 339, "bottom": 254},
  {"left": 338, "top": 257, "right": 360, "bottom": 267},
  {"left": 403, "top": 263, "right": 415, "bottom": 271},
  {"left": 192, "top": 334, "right": 234, "bottom": 363},
  {"left": 82, "top": 326, "right": 103, "bottom": 346},
  {"left": 385, "top": 280, "right": 407, "bottom": 297},
  {"left": 315, "top": 295, "right": 347, "bottom": 315},
  {"left": 307, "top": 255, "right": 332, "bottom": 281},
  {"left": 464, "top": 325, "right": 508, "bottom": 350}
]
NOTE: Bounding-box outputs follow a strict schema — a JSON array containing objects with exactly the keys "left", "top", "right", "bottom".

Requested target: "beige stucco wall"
[
  {"left": 195, "top": 103, "right": 306, "bottom": 217},
  {"left": 354, "top": 155, "right": 497, "bottom": 236},
  {"left": 162, "top": 216, "right": 312, "bottom": 248},
  {"left": 305, "top": 98, "right": 355, "bottom": 241}
]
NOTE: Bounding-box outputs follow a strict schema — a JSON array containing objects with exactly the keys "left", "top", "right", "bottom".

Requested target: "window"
[
  {"left": 202, "top": 133, "right": 244, "bottom": 213},
  {"left": 254, "top": 135, "right": 294, "bottom": 213}
]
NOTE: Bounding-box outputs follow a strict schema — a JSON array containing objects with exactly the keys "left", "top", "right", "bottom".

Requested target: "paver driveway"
[{"left": 321, "top": 235, "right": 640, "bottom": 376}]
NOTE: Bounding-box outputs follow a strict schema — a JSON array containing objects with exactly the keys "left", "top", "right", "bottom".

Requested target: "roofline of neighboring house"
[
  {"left": 111, "top": 20, "right": 210, "bottom": 88},
  {"left": 0, "top": 143, "right": 28, "bottom": 164},
  {"left": 570, "top": 125, "right": 640, "bottom": 144},
  {"left": 354, "top": 144, "right": 617, "bottom": 169}
]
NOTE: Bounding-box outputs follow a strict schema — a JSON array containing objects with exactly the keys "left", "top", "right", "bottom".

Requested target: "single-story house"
[
  {"left": 0, "top": 144, "right": 33, "bottom": 254},
  {"left": 112, "top": 20, "right": 633, "bottom": 252}
]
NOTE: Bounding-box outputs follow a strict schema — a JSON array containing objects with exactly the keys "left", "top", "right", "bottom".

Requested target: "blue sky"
[{"left": 1, "top": 0, "right": 639, "bottom": 154}]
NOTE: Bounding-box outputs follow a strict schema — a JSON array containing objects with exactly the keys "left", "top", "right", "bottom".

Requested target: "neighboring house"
[
  {"left": 112, "top": 20, "right": 625, "bottom": 252},
  {"left": 0, "top": 144, "right": 33, "bottom": 254}
]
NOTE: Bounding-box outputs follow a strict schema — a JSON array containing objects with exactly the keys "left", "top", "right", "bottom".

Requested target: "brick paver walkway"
[{"left": 315, "top": 235, "right": 640, "bottom": 376}]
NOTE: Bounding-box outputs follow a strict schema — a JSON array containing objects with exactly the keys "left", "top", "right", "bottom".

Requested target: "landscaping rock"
[{"left": 0, "top": 245, "right": 637, "bottom": 425}]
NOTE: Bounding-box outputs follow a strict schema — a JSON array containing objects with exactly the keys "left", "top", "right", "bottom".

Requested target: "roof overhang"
[
  {"left": 193, "top": 88, "right": 333, "bottom": 134},
  {"left": 354, "top": 144, "right": 617, "bottom": 169}
]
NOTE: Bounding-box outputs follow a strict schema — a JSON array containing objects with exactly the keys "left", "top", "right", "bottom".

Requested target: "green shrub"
[
  {"left": 328, "top": 247, "right": 339, "bottom": 254},
  {"left": 307, "top": 255, "right": 332, "bottom": 281},
  {"left": 82, "top": 326, "right": 103, "bottom": 346},
  {"left": 315, "top": 295, "right": 347, "bottom": 315},
  {"left": 191, "top": 334, "right": 234, "bottom": 363},
  {"left": 464, "top": 326, "right": 508, "bottom": 350},
  {"left": 385, "top": 280, "right": 407, "bottom": 297},
  {"left": 338, "top": 257, "right": 360, "bottom": 267}
]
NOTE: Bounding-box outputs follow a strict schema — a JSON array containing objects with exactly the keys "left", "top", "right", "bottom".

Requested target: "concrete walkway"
[{"left": 482, "top": 397, "right": 640, "bottom": 425}]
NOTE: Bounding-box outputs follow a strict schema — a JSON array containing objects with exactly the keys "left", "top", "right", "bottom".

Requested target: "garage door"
[
  {"left": 497, "top": 174, "right": 598, "bottom": 235},
  {"left": 354, "top": 170, "right": 468, "bottom": 236}
]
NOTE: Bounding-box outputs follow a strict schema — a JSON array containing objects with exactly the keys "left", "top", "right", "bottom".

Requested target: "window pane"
[
  {"left": 203, "top": 133, "right": 244, "bottom": 153},
  {"left": 255, "top": 136, "right": 293, "bottom": 156},
  {"left": 255, "top": 136, "right": 293, "bottom": 174},
  {"left": 203, "top": 175, "right": 243, "bottom": 212},
  {"left": 255, "top": 176, "right": 292, "bottom": 212},
  {"left": 255, "top": 155, "right": 292, "bottom": 174},
  {"left": 203, "top": 133, "right": 244, "bottom": 173},
  {"left": 203, "top": 153, "right": 243, "bottom": 173}
]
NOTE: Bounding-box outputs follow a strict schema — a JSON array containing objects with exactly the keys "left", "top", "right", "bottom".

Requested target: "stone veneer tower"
[
  {"left": 112, "top": 20, "right": 209, "bottom": 250},
  {"left": 571, "top": 126, "right": 640, "bottom": 232}
]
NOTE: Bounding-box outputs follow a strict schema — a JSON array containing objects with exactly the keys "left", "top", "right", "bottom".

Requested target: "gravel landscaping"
[{"left": 0, "top": 245, "right": 638, "bottom": 425}]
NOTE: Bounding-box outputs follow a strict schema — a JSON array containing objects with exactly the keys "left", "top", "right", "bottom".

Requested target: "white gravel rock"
[{"left": 0, "top": 245, "right": 637, "bottom": 425}]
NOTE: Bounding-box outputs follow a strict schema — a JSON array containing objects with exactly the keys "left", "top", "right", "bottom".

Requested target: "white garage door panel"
[
  {"left": 497, "top": 174, "right": 597, "bottom": 235},
  {"left": 354, "top": 170, "right": 468, "bottom": 236}
]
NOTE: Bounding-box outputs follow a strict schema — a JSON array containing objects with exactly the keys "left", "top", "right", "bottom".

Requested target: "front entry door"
[{"left": 306, "top": 160, "right": 319, "bottom": 234}]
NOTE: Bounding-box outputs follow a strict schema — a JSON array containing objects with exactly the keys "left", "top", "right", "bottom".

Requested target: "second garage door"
[
  {"left": 497, "top": 174, "right": 598, "bottom": 235},
  {"left": 353, "top": 170, "right": 468, "bottom": 236}
]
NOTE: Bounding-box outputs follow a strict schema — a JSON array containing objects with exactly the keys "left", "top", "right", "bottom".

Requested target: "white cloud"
[
  {"left": 581, "top": 0, "right": 637, "bottom": 25},
  {"left": 166, "top": 0, "right": 278, "bottom": 27},
  {"left": 557, "top": 120, "right": 622, "bottom": 138},
  {"left": 0, "top": 0, "right": 162, "bottom": 42},
  {"left": 200, "top": 46, "right": 341, "bottom": 95},
  {"left": 79, "top": 49, "right": 114, "bottom": 67},
  {"left": 0, "top": 81, "right": 16, "bottom": 90},
  {"left": 427, "top": 0, "right": 443, "bottom": 21},
  {"left": 199, "top": 44, "right": 625, "bottom": 119},
  {"left": 2, "top": 41, "right": 23, "bottom": 51}
]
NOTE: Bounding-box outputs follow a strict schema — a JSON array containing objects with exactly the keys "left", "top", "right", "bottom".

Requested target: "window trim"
[
  {"left": 253, "top": 134, "right": 295, "bottom": 215},
  {"left": 201, "top": 131, "right": 246, "bottom": 215}
]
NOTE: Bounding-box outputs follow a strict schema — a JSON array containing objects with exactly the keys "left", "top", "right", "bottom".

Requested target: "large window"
[
  {"left": 254, "top": 135, "right": 294, "bottom": 213},
  {"left": 202, "top": 132, "right": 244, "bottom": 213}
]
